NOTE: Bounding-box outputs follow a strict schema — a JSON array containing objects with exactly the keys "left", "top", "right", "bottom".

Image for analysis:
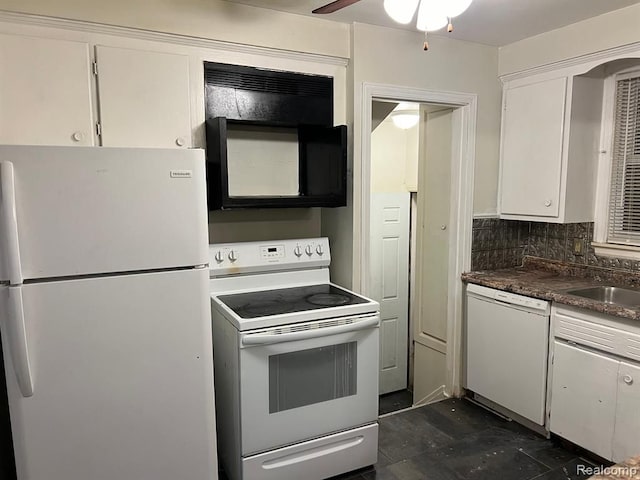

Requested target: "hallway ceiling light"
[
  {"left": 390, "top": 103, "right": 420, "bottom": 129},
  {"left": 384, "top": 0, "right": 474, "bottom": 50}
]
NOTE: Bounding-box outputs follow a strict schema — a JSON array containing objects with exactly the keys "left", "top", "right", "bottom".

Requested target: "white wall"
[
  {"left": 499, "top": 3, "right": 640, "bottom": 76},
  {"left": 0, "top": 0, "right": 349, "bottom": 58},
  {"left": 346, "top": 23, "right": 501, "bottom": 288},
  {"left": 370, "top": 116, "right": 416, "bottom": 193},
  {"left": 208, "top": 209, "right": 321, "bottom": 243}
]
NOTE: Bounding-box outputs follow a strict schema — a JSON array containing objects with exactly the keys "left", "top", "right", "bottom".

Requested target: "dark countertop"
[
  {"left": 462, "top": 257, "right": 640, "bottom": 321},
  {"left": 590, "top": 455, "right": 640, "bottom": 479}
]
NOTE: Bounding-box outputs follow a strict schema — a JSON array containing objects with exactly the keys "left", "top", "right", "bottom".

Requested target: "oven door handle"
[{"left": 241, "top": 315, "right": 379, "bottom": 347}]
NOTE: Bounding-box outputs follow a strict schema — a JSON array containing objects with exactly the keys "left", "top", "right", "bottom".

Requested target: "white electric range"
[{"left": 209, "top": 237, "right": 379, "bottom": 480}]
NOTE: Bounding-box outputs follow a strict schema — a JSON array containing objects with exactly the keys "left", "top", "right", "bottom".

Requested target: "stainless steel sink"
[{"left": 566, "top": 286, "right": 640, "bottom": 307}]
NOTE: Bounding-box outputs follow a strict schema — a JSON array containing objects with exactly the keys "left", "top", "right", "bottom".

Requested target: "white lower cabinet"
[
  {"left": 550, "top": 307, "right": 640, "bottom": 462},
  {"left": 613, "top": 361, "right": 640, "bottom": 461},
  {"left": 550, "top": 341, "right": 618, "bottom": 460}
]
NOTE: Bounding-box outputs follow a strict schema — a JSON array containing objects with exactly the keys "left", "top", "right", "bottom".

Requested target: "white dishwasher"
[{"left": 465, "top": 284, "right": 551, "bottom": 426}]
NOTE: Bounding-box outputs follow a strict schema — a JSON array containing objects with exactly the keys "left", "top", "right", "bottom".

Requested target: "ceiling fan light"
[
  {"left": 383, "top": 0, "right": 420, "bottom": 24},
  {"left": 416, "top": 0, "right": 448, "bottom": 32},
  {"left": 446, "top": 0, "right": 473, "bottom": 18}
]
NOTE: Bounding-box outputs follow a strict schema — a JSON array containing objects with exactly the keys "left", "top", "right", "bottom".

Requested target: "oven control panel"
[
  {"left": 209, "top": 237, "right": 331, "bottom": 276},
  {"left": 260, "top": 245, "right": 285, "bottom": 259}
]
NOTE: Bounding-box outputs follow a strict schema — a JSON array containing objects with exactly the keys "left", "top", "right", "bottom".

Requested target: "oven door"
[{"left": 239, "top": 313, "right": 379, "bottom": 456}]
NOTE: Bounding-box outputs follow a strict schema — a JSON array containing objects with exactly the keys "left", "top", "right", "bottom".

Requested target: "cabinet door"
[
  {"left": 550, "top": 341, "right": 618, "bottom": 460},
  {"left": 0, "top": 34, "right": 94, "bottom": 146},
  {"left": 95, "top": 46, "right": 191, "bottom": 148},
  {"left": 613, "top": 361, "right": 640, "bottom": 462},
  {"left": 500, "top": 77, "right": 566, "bottom": 217}
]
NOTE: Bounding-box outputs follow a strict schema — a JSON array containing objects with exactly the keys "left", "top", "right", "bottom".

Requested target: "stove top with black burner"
[{"left": 217, "top": 284, "right": 369, "bottom": 319}]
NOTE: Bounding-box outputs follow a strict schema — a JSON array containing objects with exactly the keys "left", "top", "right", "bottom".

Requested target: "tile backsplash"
[
  {"left": 471, "top": 218, "right": 640, "bottom": 272},
  {"left": 471, "top": 218, "right": 527, "bottom": 270}
]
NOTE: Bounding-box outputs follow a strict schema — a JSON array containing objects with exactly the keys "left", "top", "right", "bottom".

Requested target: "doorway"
[{"left": 359, "top": 83, "right": 476, "bottom": 414}]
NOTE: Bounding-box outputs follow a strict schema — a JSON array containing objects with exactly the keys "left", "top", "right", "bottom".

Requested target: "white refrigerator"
[{"left": 0, "top": 146, "right": 217, "bottom": 480}]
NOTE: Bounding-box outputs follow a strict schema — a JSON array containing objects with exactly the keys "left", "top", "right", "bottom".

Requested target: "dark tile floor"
[
  {"left": 379, "top": 389, "right": 414, "bottom": 416},
  {"left": 329, "top": 398, "right": 603, "bottom": 480}
]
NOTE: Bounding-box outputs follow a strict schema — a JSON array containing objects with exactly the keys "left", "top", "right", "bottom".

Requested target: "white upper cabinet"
[
  {"left": 501, "top": 78, "right": 566, "bottom": 218},
  {"left": 0, "top": 34, "right": 94, "bottom": 146},
  {"left": 95, "top": 46, "right": 192, "bottom": 148},
  {"left": 499, "top": 74, "right": 602, "bottom": 223}
]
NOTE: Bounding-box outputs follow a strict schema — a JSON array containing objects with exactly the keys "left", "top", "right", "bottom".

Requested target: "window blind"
[{"left": 608, "top": 73, "right": 640, "bottom": 245}]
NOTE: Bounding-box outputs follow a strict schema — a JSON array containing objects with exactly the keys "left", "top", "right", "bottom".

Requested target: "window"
[
  {"left": 593, "top": 68, "right": 640, "bottom": 258},
  {"left": 608, "top": 73, "right": 640, "bottom": 243}
]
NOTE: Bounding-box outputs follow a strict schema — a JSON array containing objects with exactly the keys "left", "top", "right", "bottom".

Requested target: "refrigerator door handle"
[
  {"left": 0, "top": 161, "right": 24, "bottom": 285},
  {"left": 6, "top": 286, "right": 34, "bottom": 397}
]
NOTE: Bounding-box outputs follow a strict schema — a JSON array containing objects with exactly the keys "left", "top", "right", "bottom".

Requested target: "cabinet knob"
[
  {"left": 72, "top": 131, "right": 84, "bottom": 142},
  {"left": 441, "top": 225, "right": 447, "bottom": 230},
  {"left": 175, "top": 137, "right": 186, "bottom": 147},
  {"left": 544, "top": 199, "right": 552, "bottom": 207},
  {"left": 623, "top": 374, "right": 634, "bottom": 385}
]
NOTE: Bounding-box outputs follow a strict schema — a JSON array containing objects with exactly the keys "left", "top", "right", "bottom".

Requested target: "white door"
[
  {"left": 95, "top": 46, "right": 192, "bottom": 148},
  {"left": 0, "top": 146, "right": 208, "bottom": 279},
  {"left": 1, "top": 269, "right": 216, "bottom": 480},
  {"left": 550, "top": 341, "right": 618, "bottom": 460},
  {"left": 613, "top": 361, "right": 640, "bottom": 462},
  {"left": 413, "top": 107, "right": 453, "bottom": 404},
  {"left": 0, "top": 34, "right": 94, "bottom": 146},
  {"left": 500, "top": 78, "right": 566, "bottom": 217},
  {"left": 370, "top": 192, "right": 410, "bottom": 394}
]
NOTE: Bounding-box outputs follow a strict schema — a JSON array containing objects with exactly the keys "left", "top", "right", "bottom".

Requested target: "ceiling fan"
[
  {"left": 313, "top": 0, "right": 473, "bottom": 50},
  {"left": 312, "top": 0, "right": 362, "bottom": 14}
]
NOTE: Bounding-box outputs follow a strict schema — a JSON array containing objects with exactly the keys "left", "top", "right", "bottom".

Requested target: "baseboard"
[
  {"left": 467, "top": 392, "right": 550, "bottom": 438},
  {"left": 413, "top": 385, "right": 448, "bottom": 407}
]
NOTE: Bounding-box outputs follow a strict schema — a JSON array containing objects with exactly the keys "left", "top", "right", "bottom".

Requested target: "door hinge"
[
  {"left": 96, "top": 123, "right": 102, "bottom": 136},
  {"left": 92, "top": 61, "right": 98, "bottom": 76}
]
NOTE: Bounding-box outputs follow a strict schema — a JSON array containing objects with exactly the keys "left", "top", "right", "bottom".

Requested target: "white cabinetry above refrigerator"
[
  {"left": 0, "top": 34, "right": 192, "bottom": 148},
  {"left": 0, "top": 34, "right": 94, "bottom": 146}
]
